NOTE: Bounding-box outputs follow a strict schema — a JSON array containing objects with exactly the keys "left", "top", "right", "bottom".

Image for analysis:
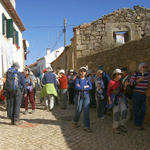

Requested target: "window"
[
  {"left": 13, "top": 29, "right": 19, "bottom": 49},
  {"left": 13, "top": 29, "right": 19, "bottom": 45},
  {"left": 2, "top": 13, "right": 14, "bottom": 39},
  {"left": 7, "top": 19, "right": 14, "bottom": 38},
  {"left": 2, "top": 13, "right": 7, "bottom": 37},
  {"left": 2, "top": 14, "right": 19, "bottom": 48},
  {"left": 113, "top": 31, "right": 129, "bottom": 44}
]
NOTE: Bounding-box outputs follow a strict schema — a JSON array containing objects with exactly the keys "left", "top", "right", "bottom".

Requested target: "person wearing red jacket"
[{"left": 59, "top": 69, "right": 68, "bottom": 109}]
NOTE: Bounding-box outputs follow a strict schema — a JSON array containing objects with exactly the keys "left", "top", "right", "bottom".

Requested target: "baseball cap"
[
  {"left": 79, "top": 66, "right": 87, "bottom": 71},
  {"left": 113, "top": 69, "right": 122, "bottom": 75},
  {"left": 60, "top": 69, "right": 65, "bottom": 74}
]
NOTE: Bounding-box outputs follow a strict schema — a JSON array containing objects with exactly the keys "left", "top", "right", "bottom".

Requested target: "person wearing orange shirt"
[{"left": 58, "top": 69, "right": 68, "bottom": 109}]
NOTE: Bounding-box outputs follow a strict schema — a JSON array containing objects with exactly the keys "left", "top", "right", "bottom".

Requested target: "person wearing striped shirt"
[{"left": 130, "top": 62, "right": 150, "bottom": 130}]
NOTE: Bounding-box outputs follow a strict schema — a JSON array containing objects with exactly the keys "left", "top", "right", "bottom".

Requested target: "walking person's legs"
[
  {"left": 24, "top": 90, "right": 29, "bottom": 113},
  {"left": 73, "top": 97, "right": 83, "bottom": 126},
  {"left": 13, "top": 90, "right": 22, "bottom": 125},
  {"left": 9, "top": 95, "right": 15, "bottom": 124},
  {"left": 132, "top": 92, "right": 142, "bottom": 127},
  {"left": 120, "top": 98, "right": 128, "bottom": 132},
  {"left": 83, "top": 94, "right": 90, "bottom": 129},
  {"left": 139, "top": 95, "right": 146, "bottom": 127},
  {"left": 6, "top": 94, "right": 11, "bottom": 118},
  {"left": 29, "top": 90, "right": 35, "bottom": 113},
  {"left": 47, "top": 94, "right": 55, "bottom": 111},
  {"left": 61, "top": 89, "right": 68, "bottom": 109},
  {"left": 113, "top": 101, "right": 121, "bottom": 133},
  {"left": 133, "top": 93, "right": 146, "bottom": 129}
]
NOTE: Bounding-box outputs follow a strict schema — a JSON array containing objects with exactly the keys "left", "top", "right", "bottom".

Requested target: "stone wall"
[
  {"left": 77, "top": 35, "right": 150, "bottom": 122},
  {"left": 73, "top": 6, "right": 150, "bottom": 59},
  {"left": 51, "top": 46, "right": 74, "bottom": 71},
  {"left": 77, "top": 35, "right": 150, "bottom": 74}
]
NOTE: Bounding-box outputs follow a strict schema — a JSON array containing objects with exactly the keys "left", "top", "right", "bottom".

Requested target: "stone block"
[{"left": 76, "top": 45, "right": 87, "bottom": 51}]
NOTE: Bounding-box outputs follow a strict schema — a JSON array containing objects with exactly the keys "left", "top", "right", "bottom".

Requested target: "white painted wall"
[
  {"left": 0, "top": 2, "right": 25, "bottom": 78},
  {"left": 10, "top": 0, "right": 16, "bottom": 9},
  {"left": 34, "top": 47, "right": 64, "bottom": 76}
]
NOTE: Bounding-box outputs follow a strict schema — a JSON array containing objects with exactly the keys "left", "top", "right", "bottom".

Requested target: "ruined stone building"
[{"left": 52, "top": 5, "right": 150, "bottom": 72}]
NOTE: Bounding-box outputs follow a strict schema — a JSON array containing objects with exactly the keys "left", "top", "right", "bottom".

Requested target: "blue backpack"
[{"left": 6, "top": 68, "right": 19, "bottom": 93}]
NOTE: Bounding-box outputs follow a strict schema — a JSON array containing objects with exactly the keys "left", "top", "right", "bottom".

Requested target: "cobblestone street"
[{"left": 0, "top": 92, "right": 150, "bottom": 150}]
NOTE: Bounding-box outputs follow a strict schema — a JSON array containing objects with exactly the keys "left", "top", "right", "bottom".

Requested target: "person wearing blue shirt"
[{"left": 72, "top": 67, "right": 92, "bottom": 132}]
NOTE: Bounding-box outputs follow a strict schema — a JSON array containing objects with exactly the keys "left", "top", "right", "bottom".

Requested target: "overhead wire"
[
  {"left": 52, "top": 30, "right": 64, "bottom": 50},
  {"left": 26, "top": 24, "right": 76, "bottom": 29}
]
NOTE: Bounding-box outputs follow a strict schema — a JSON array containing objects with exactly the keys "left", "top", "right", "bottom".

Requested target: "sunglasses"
[
  {"left": 116, "top": 73, "right": 122, "bottom": 75},
  {"left": 143, "top": 66, "right": 147, "bottom": 69},
  {"left": 80, "top": 70, "right": 86, "bottom": 72}
]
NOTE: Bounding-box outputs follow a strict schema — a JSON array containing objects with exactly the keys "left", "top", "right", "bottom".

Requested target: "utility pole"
[{"left": 63, "top": 18, "right": 67, "bottom": 71}]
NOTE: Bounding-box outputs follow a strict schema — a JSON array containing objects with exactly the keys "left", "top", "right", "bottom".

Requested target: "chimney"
[
  {"left": 46, "top": 48, "right": 50, "bottom": 55},
  {"left": 10, "top": 0, "right": 16, "bottom": 9}
]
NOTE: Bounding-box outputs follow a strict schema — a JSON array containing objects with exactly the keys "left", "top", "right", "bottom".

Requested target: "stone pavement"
[{"left": 0, "top": 95, "right": 150, "bottom": 150}]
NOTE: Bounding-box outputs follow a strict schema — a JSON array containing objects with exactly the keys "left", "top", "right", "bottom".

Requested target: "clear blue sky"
[{"left": 16, "top": 0, "right": 149, "bottom": 65}]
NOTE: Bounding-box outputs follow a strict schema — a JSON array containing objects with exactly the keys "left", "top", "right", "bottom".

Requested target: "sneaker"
[
  {"left": 24, "top": 110, "right": 29, "bottom": 115},
  {"left": 83, "top": 127, "right": 92, "bottom": 133},
  {"left": 14, "top": 120, "right": 23, "bottom": 125},
  {"left": 31, "top": 110, "right": 35, "bottom": 114},
  {"left": 119, "top": 125, "right": 128, "bottom": 132},
  {"left": 72, "top": 121, "right": 80, "bottom": 128}
]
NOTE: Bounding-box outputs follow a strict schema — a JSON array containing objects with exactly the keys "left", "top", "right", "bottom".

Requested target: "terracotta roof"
[
  {"left": 1, "top": 0, "right": 26, "bottom": 31},
  {"left": 27, "top": 62, "right": 38, "bottom": 68}
]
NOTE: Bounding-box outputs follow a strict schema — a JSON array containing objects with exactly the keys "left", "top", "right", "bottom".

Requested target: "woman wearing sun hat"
[
  {"left": 107, "top": 69, "right": 128, "bottom": 134},
  {"left": 72, "top": 66, "right": 92, "bottom": 132}
]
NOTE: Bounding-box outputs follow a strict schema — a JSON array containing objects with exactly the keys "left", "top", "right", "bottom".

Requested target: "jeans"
[
  {"left": 132, "top": 92, "right": 146, "bottom": 126},
  {"left": 113, "top": 97, "right": 127, "bottom": 128},
  {"left": 6, "top": 98, "right": 11, "bottom": 118},
  {"left": 7, "top": 90, "right": 22, "bottom": 122},
  {"left": 73, "top": 92, "right": 90, "bottom": 128},
  {"left": 96, "top": 97, "right": 105, "bottom": 117},
  {"left": 60, "top": 89, "right": 68, "bottom": 109}
]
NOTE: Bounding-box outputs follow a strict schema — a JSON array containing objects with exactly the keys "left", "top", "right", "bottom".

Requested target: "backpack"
[
  {"left": 5, "top": 68, "right": 19, "bottom": 93},
  {"left": 77, "top": 76, "right": 89, "bottom": 86}
]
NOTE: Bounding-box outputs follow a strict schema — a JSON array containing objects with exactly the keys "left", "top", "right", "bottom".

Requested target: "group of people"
[
  {"left": 39, "top": 62, "right": 150, "bottom": 133},
  {"left": 1, "top": 61, "right": 150, "bottom": 134}
]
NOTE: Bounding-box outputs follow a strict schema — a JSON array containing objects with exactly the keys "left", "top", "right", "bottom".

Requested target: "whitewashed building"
[
  {"left": 29, "top": 47, "right": 64, "bottom": 76},
  {"left": 0, "top": 0, "right": 27, "bottom": 78}
]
